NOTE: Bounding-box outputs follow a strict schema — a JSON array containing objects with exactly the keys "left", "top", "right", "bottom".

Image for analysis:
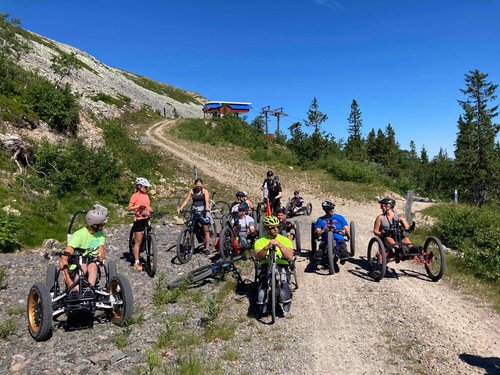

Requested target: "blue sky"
[{"left": 2, "top": 0, "right": 499, "bottom": 157}]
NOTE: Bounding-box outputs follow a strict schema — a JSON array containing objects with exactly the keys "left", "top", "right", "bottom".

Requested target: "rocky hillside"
[{"left": 14, "top": 27, "right": 206, "bottom": 119}]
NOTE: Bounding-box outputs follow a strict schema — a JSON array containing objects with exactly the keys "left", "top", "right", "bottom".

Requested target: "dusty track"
[{"left": 147, "top": 120, "right": 499, "bottom": 374}]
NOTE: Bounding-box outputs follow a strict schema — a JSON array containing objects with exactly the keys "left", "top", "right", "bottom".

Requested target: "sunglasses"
[{"left": 267, "top": 226, "right": 279, "bottom": 230}]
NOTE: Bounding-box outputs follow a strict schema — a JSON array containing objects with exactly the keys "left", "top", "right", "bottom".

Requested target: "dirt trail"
[{"left": 147, "top": 120, "right": 500, "bottom": 374}]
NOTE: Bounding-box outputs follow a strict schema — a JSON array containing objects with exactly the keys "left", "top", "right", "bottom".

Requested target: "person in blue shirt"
[{"left": 313, "top": 200, "right": 350, "bottom": 265}]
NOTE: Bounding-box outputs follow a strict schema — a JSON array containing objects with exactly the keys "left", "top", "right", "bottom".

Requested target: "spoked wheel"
[
  {"left": 27, "top": 283, "right": 53, "bottom": 342},
  {"left": 220, "top": 226, "right": 235, "bottom": 260},
  {"left": 145, "top": 233, "right": 157, "bottom": 278},
  {"left": 349, "top": 221, "right": 356, "bottom": 256},
  {"left": 423, "top": 236, "right": 446, "bottom": 281},
  {"left": 108, "top": 274, "right": 134, "bottom": 325},
  {"left": 168, "top": 265, "right": 214, "bottom": 289},
  {"left": 306, "top": 203, "right": 312, "bottom": 215},
  {"left": 270, "top": 264, "right": 277, "bottom": 324},
  {"left": 176, "top": 227, "right": 194, "bottom": 264},
  {"left": 294, "top": 221, "right": 301, "bottom": 256},
  {"left": 327, "top": 231, "right": 335, "bottom": 275},
  {"left": 212, "top": 201, "right": 231, "bottom": 220},
  {"left": 310, "top": 222, "right": 317, "bottom": 258},
  {"left": 128, "top": 227, "right": 134, "bottom": 257},
  {"left": 367, "top": 237, "right": 387, "bottom": 281}
]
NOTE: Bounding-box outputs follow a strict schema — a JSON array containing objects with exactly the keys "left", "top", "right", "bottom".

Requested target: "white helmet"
[
  {"left": 135, "top": 177, "right": 151, "bottom": 187},
  {"left": 86, "top": 209, "right": 108, "bottom": 226}
]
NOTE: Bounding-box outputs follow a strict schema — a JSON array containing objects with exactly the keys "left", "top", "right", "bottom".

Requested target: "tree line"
[{"left": 250, "top": 70, "right": 499, "bottom": 206}]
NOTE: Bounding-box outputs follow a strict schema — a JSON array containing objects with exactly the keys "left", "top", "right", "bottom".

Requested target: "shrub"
[
  {"left": 322, "top": 157, "right": 382, "bottom": 183},
  {"left": 23, "top": 78, "right": 79, "bottom": 133},
  {"left": 0, "top": 210, "right": 21, "bottom": 252}
]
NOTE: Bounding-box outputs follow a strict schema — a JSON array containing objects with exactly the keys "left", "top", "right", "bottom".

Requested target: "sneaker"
[
  {"left": 133, "top": 263, "right": 143, "bottom": 271},
  {"left": 283, "top": 301, "right": 291, "bottom": 313}
]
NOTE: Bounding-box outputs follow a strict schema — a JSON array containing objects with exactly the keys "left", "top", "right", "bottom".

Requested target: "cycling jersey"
[
  {"left": 315, "top": 214, "right": 348, "bottom": 242},
  {"left": 254, "top": 234, "right": 293, "bottom": 266},
  {"left": 68, "top": 227, "right": 105, "bottom": 256},
  {"left": 231, "top": 215, "right": 255, "bottom": 239}
]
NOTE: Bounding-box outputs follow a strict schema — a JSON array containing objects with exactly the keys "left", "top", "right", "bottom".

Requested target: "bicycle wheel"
[
  {"left": 176, "top": 227, "right": 194, "bottom": 264},
  {"left": 310, "top": 222, "right": 317, "bottom": 257},
  {"left": 146, "top": 233, "right": 157, "bottom": 278},
  {"left": 306, "top": 203, "right": 312, "bottom": 216},
  {"left": 219, "top": 226, "right": 233, "bottom": 259},
  {"left": 285, "top": 201, "right": 292, "bottom": 218},
  {"left": 108, "top": 274, "right": 134, "bottom": 325},
  {"left": 349, "top": 220, "right": 356, "bottom": 256},
  {"left": 168, "top": 265, "right": 214, "bottom": 289},
  {"left": 270, "top": 263, "right": 277, "bottom": 324},
  {"left": 45, "top": 264, "right": 58, "bottom": 291},
  {"left": 423, "top": 236, "right": 446, "bottom": 282},
  {"left": 294, "top": 221, "right": 301, "bottom": 255},
  {"left": 367, "top": 237, "right": 387, "bottom": 281},
  {"left": 27, "top": 283, "right": 53, "bottom": 342},
  {"left": 212, "top": 200, "right": 230, "bottom": 220},
  {"left": 327, "top": 231, "right": 335, "bottom": 275}
]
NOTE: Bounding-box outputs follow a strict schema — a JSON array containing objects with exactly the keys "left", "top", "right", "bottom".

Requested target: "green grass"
[
  {"left": 115, "top": 327, "right": 132, "bottom": 349},
  {"left": 203, "top": 321, "right": 237, "bottom": 342},
  {"left": 0, "top": 94, "right": 39, "bottom": 127},
  {"left": 89, "top": 92, "right": 131, "bottom": 108},
  {"left": 0, "top": 266, "right": 7, "bottom": 289},
  {"left": 0, "top": 318, "right": 17, "bottom": 338},
  {"left": 121, "top": 71, "right": 200, "bottom": 104}
]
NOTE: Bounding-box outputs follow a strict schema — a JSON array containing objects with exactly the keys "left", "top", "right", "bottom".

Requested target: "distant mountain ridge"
[{"left": 14, "top": 27, "right": 206, "bottom": 119}]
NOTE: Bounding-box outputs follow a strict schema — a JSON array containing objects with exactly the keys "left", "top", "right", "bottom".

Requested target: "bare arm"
[
  {"left": 177, "top": 190, "right": 193, "bottom": 212},
  {"left": 373, "top": 216, "right": 383, "bottom": 237}
]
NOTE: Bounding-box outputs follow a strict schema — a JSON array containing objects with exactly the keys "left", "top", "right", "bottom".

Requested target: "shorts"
[{"left": 132, "top": 218, "right": 148, "bottom": 233}]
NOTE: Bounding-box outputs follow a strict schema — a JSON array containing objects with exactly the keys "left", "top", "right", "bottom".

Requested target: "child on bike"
[
  {"left": 254, "top": 215, "right": 294, "bottom": 314},
  {"left": 177, "top": 178, "right": 212, "bottom": 255},
  {"left": 128, "top": 177, "right": 152, "bottom": 271},
  {"left": 59, "top": 206, "right": 108, "bottom": 290},
  {"left": 313, "top": 200, "right": 350, "bottom": 266}
]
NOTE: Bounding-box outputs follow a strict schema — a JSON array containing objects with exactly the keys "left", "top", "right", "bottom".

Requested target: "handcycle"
[
  {"left": 27, "top": 210, "right": 133, "bottom": 342},
  {"left": 128, "top": 211, "right": 167, "bottom": 277},
  {"left": 285, "top": 199, "right": 312, "bottom": 218},
  {"left": 367, "top": 221, "right": 445, "bottom": 282},
  {"left": 176, "top": 208, "right": 217, "bottom": 264},
  {"left": 310, "top": 220, "right": 356, "bottom": 275},
  {"left": 168, "top": 253, "right": 247, "bottom": 289},
  {"left": 280, "top": 219, "right": 302, "bottom": 256},
  {"left": 217, "top": 218, "right": 258, "bottom": 260},
  {"left": 255, "top": 246, "right": 295, "bottom": 324}
]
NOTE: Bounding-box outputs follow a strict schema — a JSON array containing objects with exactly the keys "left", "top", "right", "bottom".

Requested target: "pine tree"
[
  {"left": 303, "top": 97, "right": 329, "bottom": 161},
  {"left": 455, "top": 69, "right": 499, "bottom": 205},
  {"left": 345, "top": 99, "right": 365, "bottom": 161}
]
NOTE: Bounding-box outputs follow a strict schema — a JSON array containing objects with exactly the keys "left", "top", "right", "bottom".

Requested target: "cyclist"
[
  {"left": 128, "top": 177, "right": 152, "bottom": 271},
  {"left": 231, "top": 191, "right": 254, "bottom": 216},
  {"left": 373, "top": 197, "right": 416, "bottom": 262},
  {"left": 254, "top": 215, "right": 294, "bottom": 313},
  {"left": 241, "top": 191, "right": 254, "bottom": 212},
  {"left": 231, "top": 205, "right": 256, "bottom": 250},
  {"left": 177, "top": 178, "right": 212, "bottom": 255},
  {"left": 290, "top": 191, "right": 304, "bottom": 214},
  {"left": 59, "top": 207, "right": 108, "bottom": 290},
  {"left": 313, "top": 200, "right": 350, "bottom": 266}
]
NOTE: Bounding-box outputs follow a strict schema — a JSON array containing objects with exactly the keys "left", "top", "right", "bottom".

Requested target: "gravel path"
[{"left": 0, "top": 120, "right": 498, "bottom": 374}]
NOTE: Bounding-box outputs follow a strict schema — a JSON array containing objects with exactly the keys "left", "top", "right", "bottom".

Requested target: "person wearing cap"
[
  {"left": 260, "top": 171, "right": 282, "bottom": 215},
  {"left": 128, "top": 177, "right": 152, "bottom": 271},
  {"left": 374, "top": 197, "right": 416, "bottom": 261},
  {"left": 313, "top": 200, "right": 350, "bottom": 267},
  {"left": 290, "top": 190, "right": 304, "bottom": 214},
  {"left": 260, "top": 171, "right": 274, "bottom": 204},
  {"left": 60, "top": 207, "right": 108, "bottom": 288}
]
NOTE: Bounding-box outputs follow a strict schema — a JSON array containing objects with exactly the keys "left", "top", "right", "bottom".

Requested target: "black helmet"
[
  {"left": 267, "top": 170, "right": 274, "bottom": 177},
  {"left": 378, "top": 197, "right": 396, "bottom": 207},
  {"left": 321, "top": 200, "right": 335, "bottom": 211},
  {"left": 236, "top": 191, "right": 245, "bottom": 198}
]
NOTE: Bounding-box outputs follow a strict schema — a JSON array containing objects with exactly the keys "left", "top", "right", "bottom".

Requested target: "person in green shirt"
[
  {"left": 254, "top": 215, "right": 294, "bottom": 314},
  {"left": 59, "top": 208, "right": 108, "bottom": 288}
]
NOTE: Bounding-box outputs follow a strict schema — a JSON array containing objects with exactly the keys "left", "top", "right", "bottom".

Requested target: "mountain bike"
[
  {"left": 367, "top": 221, "right": 445, "bottom": 282},
  {"left": 128, "top": 211, "right": 167, "bottom": 277},
  {"left": 310, "top": 220, "right": 355, "bottom": 275},
  {"left": 168, "top": 253, "right": 247, "bottom": 289},
  {"left": 176, "top": 209, "right": 217, "bottom": 264}
]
